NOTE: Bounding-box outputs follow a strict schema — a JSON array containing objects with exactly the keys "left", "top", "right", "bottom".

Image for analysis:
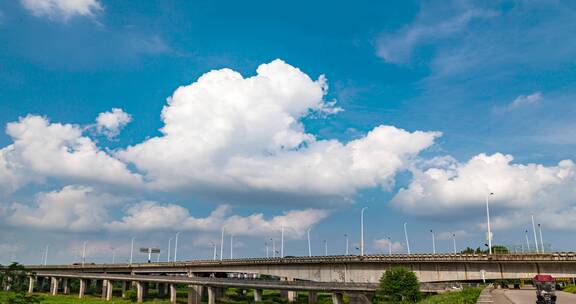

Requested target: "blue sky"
[{"left": 1, "top": 0, "right": 576, "bottom": 264}]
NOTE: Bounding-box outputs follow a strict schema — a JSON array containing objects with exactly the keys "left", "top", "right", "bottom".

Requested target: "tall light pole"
[
  {"left": 485, "top": 192, "right": 494, "bottom": 255},
  {"left": 112, "top": 247, "right": 116, "bottom": 264},
  {"left": 281, "top": 226, "right": 284, "bottom": 258},
  {"left": 210, "top": 242, "right": 217, "bottom": 260},
  {"left": 387, "top": 236, "right": 392, "bottom": 255},
  {"left": 404, "top": 222, "right": 411, "bottom": 254},
  {"left": 220, "top": 228, "right": 225, "bottom": 261},
  {"left": 430, "top": 230, "right": 436, "bottom": 254},
  {"left": 525, "top": 230, "right": 531, "bottom": 252},
  {"left": 272, "top": 238, "right": 276, "bottom": 258},
  {"left": 344, "top": 234, "right": 349, "bottom": 255},
  {"left": 167, "top": 238, "right": 172, "bottom": 262},
  {"left": 307, "top": 229, "right": 312, "bottom": 257},
  {"left": 43, "top": 244, "right": 49, "bottom": 266},
  {"left": 82, "top": 241, "right": 87, "bottom": 266},
  {"left": 130, "top": 237, "right": 135, "bottom": 265},
  {"left": 452, "top": 233, "right": 457, "bottom": 254},
  {"left": 265, "top": 241, "right": 269, "bottom": 258},
  {"left": 538, "top": 224, "right": 544, "bottom": 253},
  {"left": 360, "top": 207, "right": 367, "bottom": 256},
  {"left": 531, "top": 215, "right": 539, "bottom": 253},
  {"left": 324, "top": 240, "right": 328, "bottom": 256},
  {"left": 230, "top": 234, "right": 234, "bottom": 259},
  {"left": 174, "top": 232, "right": 181, "bottom": 261}
]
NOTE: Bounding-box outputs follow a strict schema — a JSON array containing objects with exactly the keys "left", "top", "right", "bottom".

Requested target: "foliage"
[
  {"left": 377, "top": 267, "right": 422, "bottom": 303},
  {"left": 0, "top": 262, "right": 32, "bottom": 292},
  {"left": 563, "top": 285, "right": 576, "bottom": 294},
  {"left": 124, "top": 289, "right": 138, "bottom": 302},
  {"left": 459, "top": 245, "right": 509, "bottom": 254},
  {"left": 5, "top": 292, "right": 43, "bottom": 304},
  {"left": 417, "top": 288, "right": 482, "bottom": 304}
]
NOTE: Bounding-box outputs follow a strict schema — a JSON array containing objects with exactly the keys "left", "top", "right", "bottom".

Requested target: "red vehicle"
[{"left": 533, "top": 275, "right": 557, "bottom": 304}]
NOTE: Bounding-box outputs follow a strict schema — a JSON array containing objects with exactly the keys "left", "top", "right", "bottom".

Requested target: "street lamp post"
[
  {"left": 211, "top": 242, "right": 217, "bottom": 260},
  {"left": 387, "top": 236, "right": 392, "bottom": 255},
  {"left": 82, "top": 241, "right": 87, "bottom": 266},
  {"left": 345, "top": 234, "right": 349, "bottom": 255},
  {"left": 43, "top": 244, "right": 49, "bottom": 266},
  {"left": 174, "top": 232, "right": 181, "bottom": 261},
  {"left": 130, "top": 237, "right": 135, "bottom": 265},
  {"left": 167, "top": 238, "right": 172, "bottom": 262},
  {"left": 307, "top": 229, "right": 312, "bottom": 257},
  {"left": 531, "top": 215, "right": 539, "bottom": 253},
  {"left": 538, "top": 224, "right": 544, "bottom": 253},
  {"left": 360, "top": 207, "right": 367, "bottom": 256},
  {"left": 272, "top": 238, "right": 276, "bottom": 258},
  {"left": 265, "top": 241, "right": 269, "bottom": 258},
  {"left": 281, "top": 226, "right": 284, "bottom": 258},
  {"left": 486, "top": 192, "right": 494, "bottom": 255},
  {"left": 430, "top": 230, "right": 436, "bottom": 254},
  {"left": 452, "top": 233, "right": 457, "bottom": 254},
  {"left": 324, "top": 240, "right": 328, "bottom": 256},
  {"left": 220, "top": 228, "right": 225, "bottom": 261},
  {"left": 525, "top": 230, "right": 531, "bottom": 252},
  {"left": 404, "top": 222, "right": 411, "bottom": 254},
  {"left": 230, "top": 234, "right": 234, "bottom": 259}
]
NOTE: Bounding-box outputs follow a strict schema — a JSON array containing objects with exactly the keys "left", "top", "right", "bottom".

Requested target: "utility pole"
[
  {"left": 404, "top": 222, "right": 411, "bottom": 254},
  {"left": 307, "top": 229, "right": 312, "bottom": 257}
]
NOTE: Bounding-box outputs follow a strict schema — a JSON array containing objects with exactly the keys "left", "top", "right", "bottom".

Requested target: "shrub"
[
  {"left": 376, "top": 267, "right": 421, "bottom": 303},
  {"left": 125, "top": 289, "right": 138, "bottom": 302}
]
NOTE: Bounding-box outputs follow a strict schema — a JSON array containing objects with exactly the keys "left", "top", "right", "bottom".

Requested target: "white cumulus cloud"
[
  {"left": 118, "top": 59, "right": 440, "bottom": 204},
  {"left": 0, "top": 115, "right": 142, "bottom": 191},
  {"left": 373, "top": 238, "right": 404, "bottom": 253},
  {"left": 508, "top": 92, "right": 543, "bottom": 109},
  {"left": 21, "top": 0, "right": 102, "bottom": 20},
  {"left": 95, "top": 108, "right": 132, "bottom": 139},
  {"left": 391, "top": 153, "right": 576, "bottom": 230},
  {"left": 106, "top": 201, "right": 328, "bottom": 238}
]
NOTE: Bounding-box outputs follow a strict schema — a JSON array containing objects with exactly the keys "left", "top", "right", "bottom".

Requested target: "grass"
[
  {"left": 417, "top": 288, "right": 482, "bottom": 304},
  {"left": 562, "top": 285, "right": 576, "bottom": 294},
  {"left": 0, "top": 287, "right": 482, "bottom": 304}
]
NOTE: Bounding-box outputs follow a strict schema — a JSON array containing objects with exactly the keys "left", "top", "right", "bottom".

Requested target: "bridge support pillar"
[
  {"left": 62, "top": 278, "right": 70, "bottom": 294},
  {"left": 101, "top": 280, "right": 107, "bottom": 299},
  {"left": 170, "top": 283, "right": 177, "bottom": 304},
  {"left": 332, "top": 292, "right": 344, "bottom": 304},
  {"left": 121, "top": 281, "right": 128, "bottom": 298},
  {"left": 288, "top": 290, "right": 298, "bottom": 302},
  {"left": 254, "top": 289, "right": 263, "bottom": 302},
  {"left": 207, "top": 286, "right": 216, "bottom": 304},
  {"left": 188, "top": 285, "right": 202, "bottom": 304},
  {"left": 308, "top": 291, "right": 317, "bottom": 304},
  {"left": 79, "top": 279, "right": 87, "bottom": 299},
  {"left": 136, "top": 281, "right": 144, "bottom": 303},
  {"left": 28, "top": 276, "right": 35, "bottom": 294},
  {"left": 50, "top": 277, "right": 59, "bottom": 295},
  {"left": 104, "top": 279, "right": 113, "bottom": 301}
]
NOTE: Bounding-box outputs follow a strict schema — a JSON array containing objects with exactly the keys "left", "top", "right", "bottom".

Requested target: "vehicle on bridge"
[{"left": 533, "top": 274, "right": 557, "bottom": 304}]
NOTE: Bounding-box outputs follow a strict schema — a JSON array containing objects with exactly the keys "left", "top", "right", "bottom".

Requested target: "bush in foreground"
[
  {"left": 377, "top": 267, "right": 422, "bottom": 303},
  {"left": 418, "top": 288, "right": 482, "bottom": 304}
]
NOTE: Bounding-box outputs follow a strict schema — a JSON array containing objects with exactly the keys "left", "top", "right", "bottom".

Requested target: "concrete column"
[
  {"left": 121, "top": 281, "right": 128, "bottom": 298},
  {"left": 50, "top": 277, "right": 59, "bottom": 295},
  {"left": 207, "top": 286, "right": 216, "bottom": 304},
  {"left": 288, "top": 290, "right": 298, "bottom": 302},
  {"left": 104, "top": 279, "right": 113, "bottom": 301},
  {"left": 101, "top": 280, "right": 108, "bottom": 299},
  {"left": 136, "top": 281, "right": 144, "bottom": 303},
  {"left": 188, "top": 285, "right": 202, "bottom": 304},
  {"left": 79, "top": 279, "right": 87, "bottom": 299},
  {"left": 308, "top": 291, "right": 317, "bottom": 304},
  {"left": 28, "top": 276, "right": 35, "bottom": 294},
  {"left": 332, "top": 292, "right": 344, "bottom": 304},
  {"left": 280, "top": 277, "right": 289, "bottom": 299},
  {"left": 254, "top": 289, "right": 263, "bottom": 302},
  {"left": 170, "top": 283, "right": 177, "bottom": 304},
  {"left": 62, "top": 278, "right": 70, "bottom": 294}
]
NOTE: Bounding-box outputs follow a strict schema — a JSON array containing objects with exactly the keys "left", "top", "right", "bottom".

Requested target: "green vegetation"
[
  {"left": 0, "top": 262, "right": 43, "bottom": 304},
  {"left": 376, "top": 267, "right": 422, "bottom": 303},
  {"left": 417, "top": 288, "right": 482, "bottom": 304},
  {"left": 460, "top": 245, "right": 509, "bottom": 254},
  {"left": 562, "top": 285, "right": 576, "bottom": 294}
]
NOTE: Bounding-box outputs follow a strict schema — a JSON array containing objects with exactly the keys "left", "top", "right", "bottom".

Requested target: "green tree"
[
  {"left": 0, "top": 263, "right": 42, "bottom": 304},
  {"left": 377, "top": 267, "right": 421, "bottom": 303}
]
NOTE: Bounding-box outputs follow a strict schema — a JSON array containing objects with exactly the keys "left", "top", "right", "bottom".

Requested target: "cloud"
[
  {"left": 0, "top": 115, "right": 142, "bottom": 192},
  {"left": 95, "top": 108, "right": 132, "bottom": 139},
  {"left": 20, "top": 0, "right": 102, "bottom": 21},
  {"left": 373, "top": 238, "right": 404, "bottom": 253},
  {"left": 391, "top": 153, "right": 576, "bottom": 229},
  {"left": 376, "top": 2, "right": 497, "bottom": 64},
  {"left": 106, "top": 201, "right": 328, "bottom": 238},
  {"left": 508, "top": 92, "right": 542, "bottom": 109},
  {"left": 436, "top": 230, "right": 472, "bottom": 241},
  {"left": 118, "top": 59, "right": 440, "bottom": 204},
  {"left": 8, "top": 185, "right": 121, "bottom": 231}
]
